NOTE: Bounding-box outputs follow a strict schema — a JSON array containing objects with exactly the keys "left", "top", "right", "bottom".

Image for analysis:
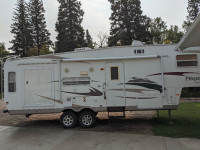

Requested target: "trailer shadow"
[{"left": 0, "top": 111, "right": 154, "bottom": 135}]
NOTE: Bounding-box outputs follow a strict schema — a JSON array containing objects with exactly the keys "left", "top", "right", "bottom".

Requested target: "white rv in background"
[{"left": 3, "top": 15, "right": 200, "bottom": 128}]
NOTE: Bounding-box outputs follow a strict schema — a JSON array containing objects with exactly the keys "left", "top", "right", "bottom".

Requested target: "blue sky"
[{"left": 0, "top": 0, "right": 188, "bottom": 49}]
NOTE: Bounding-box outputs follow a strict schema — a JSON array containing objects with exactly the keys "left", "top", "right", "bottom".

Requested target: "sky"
[{"left": 0, "top": 0, "right": 188, "bottom": 49}]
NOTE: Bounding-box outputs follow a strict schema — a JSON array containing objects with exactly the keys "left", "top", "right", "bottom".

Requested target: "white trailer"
[{"left": 2, "top": 15, "right": 200, "bottom": 128}]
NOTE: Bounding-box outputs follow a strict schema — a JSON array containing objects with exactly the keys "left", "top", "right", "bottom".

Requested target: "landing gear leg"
[
  {"left": 157, "top": 110, "right": 159, "bottom": 118},
  {"left": 168, "top": 110, "right": 174, "bottom": 125}
]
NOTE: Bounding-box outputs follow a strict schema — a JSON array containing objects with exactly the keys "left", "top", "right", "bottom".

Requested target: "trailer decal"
[
  {"left": 36, "top": 95, "right": 63, "bottom": 104},
  {"left": 117, "top": 96, "right": 158, "bottom": 99},
  {"left": 147, "top": 72, "right": 198, "bottom": 77},
  {"left": 110, "top": 89, "right": 153, "bottom": 94},
  {"left": 125, "top": 77, "right": 163, "bottom": 93},
  {"left": 61, "top": 87, "right": 103, "bottom": 96}
]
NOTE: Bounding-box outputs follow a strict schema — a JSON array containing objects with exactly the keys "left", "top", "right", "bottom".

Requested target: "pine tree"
[
  {"left": 28, "top": 0, "right": 52, "bottom": 55},
  {"left": 183, "top": 0, "right": 200, "bottom": 32},
  {"left": 10, "top": 0, "right": 33, "bottom": 57},
  {"left": 85, "top": 29, "right": 94, "bottom": 48},
  {"left": 56, "top": 0, "right": 85, "bottom": 52},
  {"left": 108, "top": 0, "right": 152, "bottom": 46},
  {"left": 187, "top": 0, "right": 200, "bottom": 21}
]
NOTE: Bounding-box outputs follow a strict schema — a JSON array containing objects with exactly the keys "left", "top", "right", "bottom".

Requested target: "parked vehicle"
[{"left": 2, "top": 14, "right": 200, "bottom": 128}]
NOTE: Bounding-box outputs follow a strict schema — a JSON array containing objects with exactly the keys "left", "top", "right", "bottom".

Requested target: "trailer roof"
[{"left": 176, "top": 14, "right": 200, "bottom": 51}]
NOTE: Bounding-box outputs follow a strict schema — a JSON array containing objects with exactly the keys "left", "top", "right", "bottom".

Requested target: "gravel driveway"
[{"left": 0, "top": 100, "right": 154, "bottom": 135}]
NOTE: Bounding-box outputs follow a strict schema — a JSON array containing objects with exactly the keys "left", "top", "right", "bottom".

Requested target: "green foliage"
[
  {"left": 108, "top": 0, "right": 152, "bottom": 46},
  {"left": 182, "top": 20, "right": 192, "bottom": 33},
  {"left": 0, "top": 43, "right": 9, "bottom": 94},
  {"left": 85, "top": 29, "right": 94, "bottom": 49},
  {"left": 187, "top": 0, "right": 200, "bottom": 21},
  {"left": 28, "top": 0, "right": 52, "bottom": 54},
  {"left": 150, "top": 17, "right": 167, "bottom": 44},
  {"left": 152, "top": 103, "right": 200, "bottom": 138},
  {"left": 164, "top": 25, "right": 184, "bottom": 44},
  {"left": 27, "top": 45, "right": 52, "bottom": 56},
  {"left": 55, "top": 0, "right": 85, "bottom": 52},
  {"left": 10, "top": 0, "right": 33, "bottom": 57},
  {"left": 182, "top": 0, "right": 200, "bottom": 32},
  {"left": 0, "top": 43, "right": 10, "bottom": 58}
]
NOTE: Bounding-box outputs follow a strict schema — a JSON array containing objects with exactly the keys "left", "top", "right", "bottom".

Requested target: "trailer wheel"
[
  {"left": 60, "top": 111, "right": 77, "bottom": 128},
  {"left": 79, "top": 111, "right": 96, "bottom": 128}
]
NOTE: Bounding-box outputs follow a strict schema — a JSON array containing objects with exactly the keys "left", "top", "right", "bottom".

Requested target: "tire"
[
  {"left": 60, "top": 111, "right": 77, "bottom": 128},
  {"left": 79, "top": 111, "right": 96, "bottom": 128}
]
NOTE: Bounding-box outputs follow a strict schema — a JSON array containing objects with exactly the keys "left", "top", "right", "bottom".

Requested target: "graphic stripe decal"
[
  {"left": 125, "top": 83, "right": 163, "bottom": 93},
  {"left": 147, "top": 72, "right": 198, "bottom": 77},
  {"left": 61, "top": 87, "right": 103, "bottom": 96},
  {"left": 117, "top": 96, "right": 158, "bottom": 99},
  {"left": 109, "top": 89, "right": 153, "bottom": 94},
  {"left": 36, "top": 95, "right": 63, "bottom": 104}
]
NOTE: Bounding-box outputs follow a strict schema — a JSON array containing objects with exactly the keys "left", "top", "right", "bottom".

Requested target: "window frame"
[
  {"left": 176, "top": 54, "right": 198, "bottom": 68},
  {"left": 8, "top": 72, "right": 16, "bottom": 93},
  {"left": 110, "top": 66, "right": 119, "bottom": 81},
  {"left": 134, "top": 49, "right": 145, "bottom": 55},
  {"left": 63, "top": 77, "right": 91, "bottom": 86}
]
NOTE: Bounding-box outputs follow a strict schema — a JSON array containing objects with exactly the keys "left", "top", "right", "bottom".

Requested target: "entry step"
[
  {"left": 107, "top": 107, "right": 125, "bottom": 112},
  {"left": 107, "top": 107, "right": 126, "bottom": 119}
]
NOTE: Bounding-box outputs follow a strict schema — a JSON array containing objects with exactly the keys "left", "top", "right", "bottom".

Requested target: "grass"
[{"left": 152, "top": 103, "right": 200, "bottom": 138}]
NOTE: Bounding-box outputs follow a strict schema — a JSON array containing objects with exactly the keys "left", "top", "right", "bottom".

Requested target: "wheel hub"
[{"left": 82, "top": 115, "right": 92, "bottom": 125}]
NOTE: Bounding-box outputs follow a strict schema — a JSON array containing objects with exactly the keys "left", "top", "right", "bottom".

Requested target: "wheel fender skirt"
[{"left": 3, "top": 110, "right": 8, "bottom": 113}]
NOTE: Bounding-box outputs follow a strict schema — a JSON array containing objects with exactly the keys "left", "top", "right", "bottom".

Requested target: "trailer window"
[
  {"left": 176, "top": 54, "right": 198, "bottom": 67},
  {"left": 110, "top": 67, "right": 119, "bottom": 80},
  {"left": 134, "top": 49, "right": 144, "bottom": 54},
  {"left": 8, "top": 72, "right": 16, "bottom": 92},
  {"left": 63, "top": 77, "right": 90, "bottom": 85}
]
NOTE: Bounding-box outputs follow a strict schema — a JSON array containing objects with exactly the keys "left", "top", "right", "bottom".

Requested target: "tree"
[
  {"left": 56, "top": 0, "right": 85, "bottom": 52},
  {"left": 10, "top": 0, "right": 33, "bottom": 57},
  {"left": 164, "top": 25, "right": 184, "bottom": 44},
  {"left": 27, "top": 45, "right": 52, "bottom": 56},
  {"left": 0, "top": 43, "right": 10, "bottom": 94},
  {"left": 97, "top": 32, "right": 108, "bottom": 48},
  {"left": 108, "top": 0, "right": 152, "bottom": 46},
  {"left": 182, "top": 20, "right": 192, "bottom": 33},
  {"left": 187, "top": 0, "right": 200, "bottom": 21},
  {"left": 150, "top": 17, "right": 167, "bottom": 44},
  {"left": 182, "top": 0, "right": 200, "bottom": 32},
  {"left": 28, "top": 0, "right": 52, "bottom": 55},
  {"left": 0, "top": 43, "right": 10, "bottom": 58},
  {"left": 85, "top": 29, "right": 94, "bottom": 49}
]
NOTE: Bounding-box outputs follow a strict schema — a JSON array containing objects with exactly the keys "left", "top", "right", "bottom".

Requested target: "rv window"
[
  {"left": 63, "top": 77, "right": 90, "bottom": 85},
  {"left": 134, "top": 49, "right": 144, "bottom": 54},
  {"left": 110, "top": 67, "right": 119, "bottom": 80},
  {"left": 8, "top": 72, "right": 16, "bottom": 92},
  {"left": 176, "top": 54, "right": 198, "bottom": 67}
]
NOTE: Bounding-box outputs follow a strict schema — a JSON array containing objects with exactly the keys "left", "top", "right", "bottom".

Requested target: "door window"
[{"left": 110, "top": 67, "right": 119, "bottom": 80}]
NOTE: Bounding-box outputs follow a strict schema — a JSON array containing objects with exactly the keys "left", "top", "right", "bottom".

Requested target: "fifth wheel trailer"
[{"left": 3, "top": 15, "right": 200, "bottom": 128}]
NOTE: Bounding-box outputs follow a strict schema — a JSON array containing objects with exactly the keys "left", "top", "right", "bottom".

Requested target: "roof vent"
[
  {"left": 74, "top": 47, "right": 92, "bottom": 52},
  {"left": 131, "top": 40, "right": 143, "bottom": 47}
]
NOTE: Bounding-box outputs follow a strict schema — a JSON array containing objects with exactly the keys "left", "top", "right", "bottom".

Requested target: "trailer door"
[
  {"left": 23, "top": 67, "right": 54, "bottom": 107},
  {"left": 105, "top": 62, "right": 125, "bottom": 106}
]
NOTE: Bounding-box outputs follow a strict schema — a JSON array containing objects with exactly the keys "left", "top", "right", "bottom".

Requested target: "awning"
[{"left": 175, "top": 14, "right": 200, "bottom": 51}]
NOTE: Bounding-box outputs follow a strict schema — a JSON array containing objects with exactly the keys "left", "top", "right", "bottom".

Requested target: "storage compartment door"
[{"left": 24, "top": 67, "right": 54, "bottom": 106}]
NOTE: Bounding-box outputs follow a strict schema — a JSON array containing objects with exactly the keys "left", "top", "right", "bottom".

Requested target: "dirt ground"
[
  {"left": 2, "top": 99, "right": 199, "bottom": 135},
  {"left": 0, "top": 100, "right": 154, "bottom": 135}
]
